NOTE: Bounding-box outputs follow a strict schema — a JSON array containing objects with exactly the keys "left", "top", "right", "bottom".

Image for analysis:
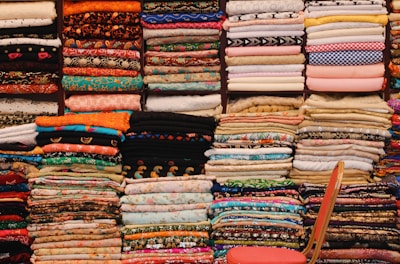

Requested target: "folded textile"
[
  {"left": 225, "top": 54, "right": 305, "bottom": 66},
  {"left": 144, "top": 94, "right": 221, "bottom": 112},
  {"left": 63, "top": 38, "right": 141, "bottom": 51},
  {"left": 65, "top": 94, "right": 141, "bottom": 112},
  {"left": 147, "top": 82, "right": 221, "bottom": 91},
  {"left": 225, "top": 46, "right": 301, "bottom": 56},
  {"left": 306, "top": 63, "right": 385, "bottom": 78},
  {"left": 62, "top": 75, "right": 143, "bottom": 92},
  {"left": 142, "top": 0, "right": 220, "bottom": 14},
  {"left": 143, "top": 28, "right": 220, "bottom": 40},
  {"left": 141, "top": 11, "right": 224, "bottom": 24},
  {"left": 122, "top": 209, "right": 209, "bottom": 225},
  {"left": 63, "top": 67, "right": 140, "bottom": 77},
  {"left": 306, "top": 77, "right": 384, "bottom": 92},
  {"left": 0, "top": 18, "right": 54, "bottom": 28},
  {"left": 0, "top": 84, "right": 58, "bottom": 94},
  {"left": 63, "top": 1, "right": 141, "bottom": 16},
  {"left": 35, "top": 112, "right": 130, "bottom": 132},
  {"left": 308, "top": 50, "right": 383, "bottom": 65},
  {"left": 226, "top": 0, "right": 305, "bottom": 15},
  {"left": 63, "top": 48, "right": 140, "bottom": 59},
  {"left": 304, "top": 14, "right": 388, "bottom": 28},
  {"left": 307, "top": 26, "right": 384, "bottom": 39},
  {"left": 0, "top": 1, "right": 56, "bottom": 20},
  {"left": 63, "top": 56, "right": 140, "bottom": 70},
  {"left": 64, "top": 11, "right": 140, "bottom": 26},
  {"left": 227, "top": 82, "right": 304, "bottom": 91}
]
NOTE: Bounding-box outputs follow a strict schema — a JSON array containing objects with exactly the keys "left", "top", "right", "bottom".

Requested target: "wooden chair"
[{"left": 226, "top": 160, "right": 345, "bottom": 264}]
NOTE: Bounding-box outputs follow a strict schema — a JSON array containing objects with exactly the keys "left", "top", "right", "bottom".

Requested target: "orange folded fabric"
[
  {"left": 64, "top": 1, "right": 141, "bottom": 16},
  {"left": 35, "top": 112, "right": 130, "bottom": 132}
]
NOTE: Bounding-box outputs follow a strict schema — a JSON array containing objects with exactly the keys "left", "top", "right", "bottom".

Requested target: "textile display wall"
[
  {"left": 2, "top": 0, "right": 400, "bottom": 263},
  {"left": 141, "top": 0, "right": 224, "bottom": 115},
  {"left": 304, "top": 0, "right": 388, "bottom": 92},
  {"left": 62, "top": 0, "right": 143, "bottom": 112},
  {"left": 224, "top": 0, "right": 306, "bottom": 93},
  {"left": 27, "top": 112, "right": 129, "bottom": 263}
]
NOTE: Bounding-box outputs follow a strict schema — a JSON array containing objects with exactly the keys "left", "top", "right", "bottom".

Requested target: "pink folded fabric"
[
  {"left": 306, "top": 77, "right": 385, "bottom": 92},
  {"left": 225, "top": 46, "right": 301, "bottom": 56},
  {"left": 306, "top": 63, "right": 385, "bottom": 78}
]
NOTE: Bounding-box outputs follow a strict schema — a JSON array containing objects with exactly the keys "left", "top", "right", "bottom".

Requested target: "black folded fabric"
[
  {"left": 36, "top": 130, "right": 122, "bottom": 147},
  {"left": 0, "top": 23, "right": 57, "bottom": 36},
  {"left": 128, "top": 111, "right": 217, "bottom": 133},
  {"left": 122, "top": 156, "right": 206, "bottom": 178}
]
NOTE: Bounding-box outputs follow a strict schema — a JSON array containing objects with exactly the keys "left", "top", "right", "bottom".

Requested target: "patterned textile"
[
  {"left": 63, "top": 23, "right": 142, "bottom": 40},
  {"left": 65, "top": 94, "right": 142, "bottom": 112},
  {"left": 35, "top": 112, "right": 130, "bottom": 132},
  {"left": 63, "top": 1, "right": 141, "bottom": 16},
  {"left": 308, "top": 50, "right": 383, "bottom": 65},
  {"left": 141, "top": 11, "right": 225, "bottom": 24},
  {"left": 64, "top": 12, "right": 140, "bottom": 26},
  {"left": 63, "top": 56, "right": 141, "bottom": 70},
  {"left": 0, "top": 84, "right": 58, "bottom": 94},
  {"left": 62, "top": 75, "right": 143, "bottom": 92},
  {"left": 143, "top": 0, "right": 219, "bottom": 14},
  {"left": 63, "top": 38, "right": 141, "bottom": 50},
  {"left": 0, "top": 72, "right": 59, "bottom": 85}
]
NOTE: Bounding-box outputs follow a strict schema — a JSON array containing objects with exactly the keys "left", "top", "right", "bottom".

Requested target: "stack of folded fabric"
[
  {"left": 204, "top": 95, "right": 304, "bottom": 182},
  {"left": 304, "top": 0, "right": 388, "bottom": 92},
  {"left": 224, "top": 0, "right": 306, "bottom": 93},
  {"left": 300, "top": 179, "right": 400, "bottom": 263},
  {"left": 389, "top": 2, "right": 400, "bottom": 90},
  {"left": 0, "top": 98, "right": 58, "bottom": 129},
  {"left": 290, "top": 93, "right": 393, "bottom": 185},
  {"left": 62, "top": 0, "right": 143, "bottom": 100},
  {"left": 209, "top": 179, "right": 306, "bottom": 264},
  {"left": 0, "top": 1, "right": 61, "bottom": 95},
  {"left": 120, "top": 111, "right": 216, "bottom": 178},
  {"left": 375, "top": 96, "right": 400, "bottom": 225},
  {"left": 119, "top": 176, "right": 215, "bottom": 264},
  {"left": 0, "top": 124, "right": 40, "bottom": 263},
  {"left": 141, "top": 0, "right": 224, "bottom": 94},
  {"left": 27, "top": 112, "right": 129, "bottom": 264}
]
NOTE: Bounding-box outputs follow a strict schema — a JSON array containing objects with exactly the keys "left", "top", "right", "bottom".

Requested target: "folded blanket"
[
  {"left": 226, "top": 0, "right": 305, "bottom": 15},
  {"left": 144, "top": 94, "right": 221, "bottom": 112},
  {"left": 62, "top": 75, "right": 143, "bottom": 92},
  {"left": 35, "top": 112, "right": 130, "bottom": 132},
  {"left": 306, "top": 77, "right": 384, "bottom": 92},
  {"left": 65, "top": 94, "right": 141, "bottom": 112},
  {"left": 0, "top": 1, "right": 56, "bottom": 20},
  {"left": 64, "top": 1, "right": 141, "bottom": 16},
  {"left": 306, "top": 63, "right": 385, "bottom": 78}
]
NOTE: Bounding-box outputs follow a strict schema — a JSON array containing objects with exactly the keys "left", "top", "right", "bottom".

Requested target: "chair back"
[{"left": 304, "top": 160, "right": 344, "bottom": 264}]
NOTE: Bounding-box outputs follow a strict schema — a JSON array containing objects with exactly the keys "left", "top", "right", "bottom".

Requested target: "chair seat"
[{"left": 226, "top": 246, "right": 307, "bottom": 264}]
